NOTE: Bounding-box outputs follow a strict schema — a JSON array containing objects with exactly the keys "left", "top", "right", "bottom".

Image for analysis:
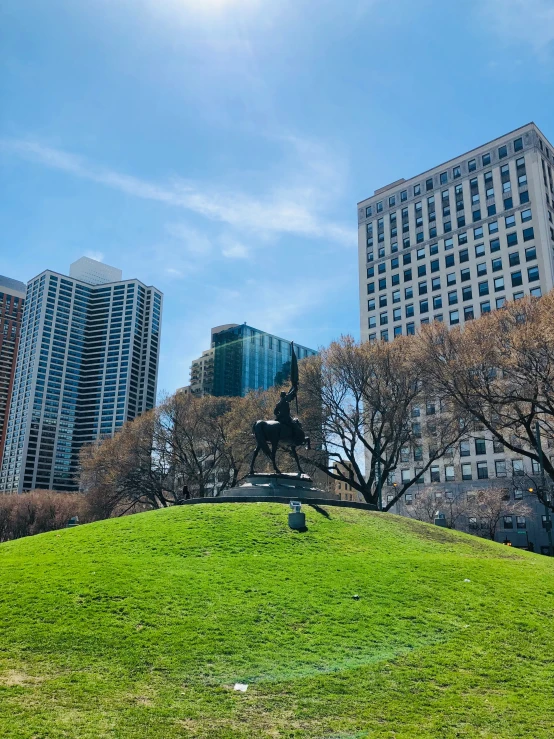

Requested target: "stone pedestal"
[{"left": 222, "top": 472, "right": 336, "bottom": 500}]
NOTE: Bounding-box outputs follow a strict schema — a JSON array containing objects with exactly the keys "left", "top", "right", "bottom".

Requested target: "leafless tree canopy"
[
  {"left": 300, "top": 336, "right": 469, "bottom": 508},
  {"left": 419, "top": 293, "right": 554, "bottom": 508}
]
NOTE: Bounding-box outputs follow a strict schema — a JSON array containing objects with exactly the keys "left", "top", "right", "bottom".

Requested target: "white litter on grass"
[
  {"left": 234, "top": 683, "right": 248, "bottom": 692},
  {"left": 464, "top": 579, "right": 471, "bottom": 582}
]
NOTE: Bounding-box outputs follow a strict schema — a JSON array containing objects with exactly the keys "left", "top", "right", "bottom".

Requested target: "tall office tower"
[
  {"left": 0, "top": 276, "right": 26, "bottom": 463},
  {"left": 0, "top": 258, "right": 163, "bottom": 493},
  {"left": 357, "top": 122, "right": 554, "bottom": 552},
  {"left": 212, "top": 323, "right": 316, "bottom": 397}
]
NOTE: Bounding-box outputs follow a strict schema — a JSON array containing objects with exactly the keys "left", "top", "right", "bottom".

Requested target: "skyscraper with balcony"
[
  {"left": 0, "top": 276, "right": 26, "bottom": 464},
  {"left": 0, "top": 257, "right": 162, "bottom": 493},
  {"left": 357, "top": 123, "right": 554, "bottom": 551}
]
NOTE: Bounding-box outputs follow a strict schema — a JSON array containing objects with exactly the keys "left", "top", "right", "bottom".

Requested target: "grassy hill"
[{"left": 0, "top": 503, "right": 553, "bottom": 739}]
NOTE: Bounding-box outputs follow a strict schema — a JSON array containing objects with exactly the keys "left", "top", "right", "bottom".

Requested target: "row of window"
[
  {"left": 368, "top": 287, "right": 542, "bottom": 338},
  {"left": 367, "top": 263, "right": 539, "bottom": 299},
  {"left": 368, "top": 242, "right": 536, "bottom": 283},
  {"left": 365, "top": 137, "right": 526, "bottom": 217},
  {"left": 367, "top": 198, "right": 532, "bottom": 256}
]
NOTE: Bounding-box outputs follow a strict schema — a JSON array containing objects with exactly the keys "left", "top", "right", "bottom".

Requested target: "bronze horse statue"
[{"left": 250, "top": 419, "right": 310, "bottom": 475}]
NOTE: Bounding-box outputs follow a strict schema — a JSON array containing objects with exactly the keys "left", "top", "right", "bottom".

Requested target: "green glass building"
[{"left": 212, "top": 324, "right": 316, "bottom": 397}]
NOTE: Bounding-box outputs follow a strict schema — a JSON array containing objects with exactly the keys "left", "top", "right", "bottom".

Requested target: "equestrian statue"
[{"left": 250, "top": 344, "right": 310, "bottom": 475}]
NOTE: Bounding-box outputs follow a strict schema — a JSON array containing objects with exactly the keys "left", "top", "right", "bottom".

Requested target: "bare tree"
[
  {"left": 301, "top": 335, "right": 469, "bottom": 508},
  {"left": 464, "top": 487, "right": 532, "bottom": 542},
  {"left": 420, "top": 294, "right": 554, "bottom": 511}
]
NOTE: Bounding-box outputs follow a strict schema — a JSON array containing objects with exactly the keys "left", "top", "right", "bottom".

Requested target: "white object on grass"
[
  {"left": 464, "top": 579, "right": 471, "bottom": 582},
  {"left": 234, "top": 683, "right": 248, "bottom": 692}
]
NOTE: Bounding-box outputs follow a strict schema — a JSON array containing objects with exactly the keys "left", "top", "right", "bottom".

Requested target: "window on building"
[
  {"left": 453, "top": 166, "right": 461, "bottom": 179},
  {"left": 514, "top": 137, "right": 523, "bottom": 152},
  {"left": 523, "top": 227, "right": 534, "bottom": 241},
  {"left": 450, "top": 309, "right": 460, "bottom": 325},
  {"left": 475, "top": 438, "right": 486, "bottom": 455},
  {"left": 460, "top": 440, "right": 471, "bottom": 457},
  {"left": 477, "top": 263, "right": 487, "bottom": 277},
  {"left": 448, "top": 290, "right": 458, "bottom": 305},
  {"left": 482, "top": 152, "right": 491, "bottom": 166},
  {"left": 462, "top": 463, "right": 472, "bottom": 480},
  {"left": 494, "top": 277, "right": 505, "bottom": 291},
  {"left": 376, "top": 201, "right": 383, "bottom": 212},
  {"left": 477, "top": 461, "right": 488, "bottom": 479},
  {"left": 498, "top": 145, "right": 508, "bottom": 159},
  {"left": 430, "top": 466, "right": 440, "bottom": 482},
  {"left": 433, "top": 296, "right": 442, "bottom": 310},
  {"left": 481, "top": 300, "right": 491, "bottom": 314},
  {"left": 495, "top": 460, "right": 507, "bottom": 477},
  {"left": 521, "top": 209, "right": 532, "bottom": 222},
  {"left": 414, "top": 184, "right": 421, "bottom": 195},
  {"left": 401, "top": 190, "right": 407, "bottom": 202},
  {"left": 528, "top": 266, "right": 540, "bottom": 282},
  {"left": 511, "top": 270, "right": 523, "bottom": 287},
  {"left": 503, "top": 516, "right": 513, "bottom": 529},
  {"left": 490, "top": 238, "right": 500, "bottom": 253},
  {"left": 460, "top": 268, "right": 471, "bottom": 282},
  {"left": 420, "top": 299, "right": 429, "bottom": 313},
  {"left": 426, "top": 178, "right": 433, "bottom": 191},
  {"left": 432, "top": 277, "right": 441, "bottom": 291},
  {"left": 512, "top": 459, "right": 524, "bottom": 476},
  {"left": 440, "top": 172, "right": 448, "bottom": 184},
  {"left": 401, "top": 469, "right": 411, "bottom": 483},
  {"left": 516, "top": 516, "right": 527, "bottom": 530},
  {"left": 520, "top": 190, "right": 529, "bottom": 204},
  {"left": 506, "top": 232, "right": 518, "bottom": 247},
  {"left": 405, "top": 493, "right": 413, "bottom": 505}
]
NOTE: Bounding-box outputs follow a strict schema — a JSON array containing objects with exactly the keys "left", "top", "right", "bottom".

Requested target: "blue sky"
[{"left": 2, "top": 0, "right": 554, "bottom": 395}]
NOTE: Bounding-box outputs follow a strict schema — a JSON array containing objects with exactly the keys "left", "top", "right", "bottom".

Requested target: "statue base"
[{"left": 222, "top": 472, "right": 337, "bottom": 500}]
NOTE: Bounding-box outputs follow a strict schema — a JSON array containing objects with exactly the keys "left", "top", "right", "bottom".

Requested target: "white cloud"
[
  {"left": 481, "top": 0, "right": 554, "bottom": 54},
  {"left": 165, "top": 222, "right": 212, "bottom": 255},
  {"left": 0, "top": 137, "right": 354, "bottom": 247},
  {"left": 221, "top": 237, "right": 248, "bottom": 259},
  {"left": 85, "top": 250, "right": 104, "bottom": 262}
]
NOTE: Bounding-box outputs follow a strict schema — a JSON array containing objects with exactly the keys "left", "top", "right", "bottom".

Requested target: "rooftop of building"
[
  {"left": 0, "top": 275, "right": 26, "bottom": 298},
  {"left": 212, "top": 322, "right": 316, "bottom": 353},
  {"left": 358, "top": 121, "right": 552, "bottom": 206}
]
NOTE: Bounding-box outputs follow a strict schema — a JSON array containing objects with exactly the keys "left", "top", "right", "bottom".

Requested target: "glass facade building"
[
  {"left": 212, "top": 323, "right": 316, "bottom": 397},
  {"left": 0, "top": 262, "right": 162, "bottom": 493}
]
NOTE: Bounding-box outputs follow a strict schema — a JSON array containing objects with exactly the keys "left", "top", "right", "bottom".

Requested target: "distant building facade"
[
  {"left": 0, "top": 276, "right": 26, "bottom": 464},
  {"left": 0, "top": 258, "right": 162, "bottom": 493},
  {"left": 212, "top": 323, "right": 317, "bottom": 397},
  {"left": 357, "top": 122, "right": 554, "bottom": 553}
]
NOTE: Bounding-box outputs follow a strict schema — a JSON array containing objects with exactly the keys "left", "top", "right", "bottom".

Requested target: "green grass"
[{"left": 0, "top": 503, "right": 553, "bottom": 738}]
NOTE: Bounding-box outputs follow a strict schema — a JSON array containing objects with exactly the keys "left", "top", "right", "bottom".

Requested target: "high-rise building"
[
  {"left": 180, "top": 324, "right": 316, "bottom": 399},
  {"left": 0, "top": 276, "right": 26, "bottom": 463},
  {"left": 0, "top": 258, "right": 162, "bottom": 493},
  {"left": 212, "top": 323, "right": 317, "bottom": 397},
  {"left": 357, "top": 122, "right": 554, "bottom": 551}
]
